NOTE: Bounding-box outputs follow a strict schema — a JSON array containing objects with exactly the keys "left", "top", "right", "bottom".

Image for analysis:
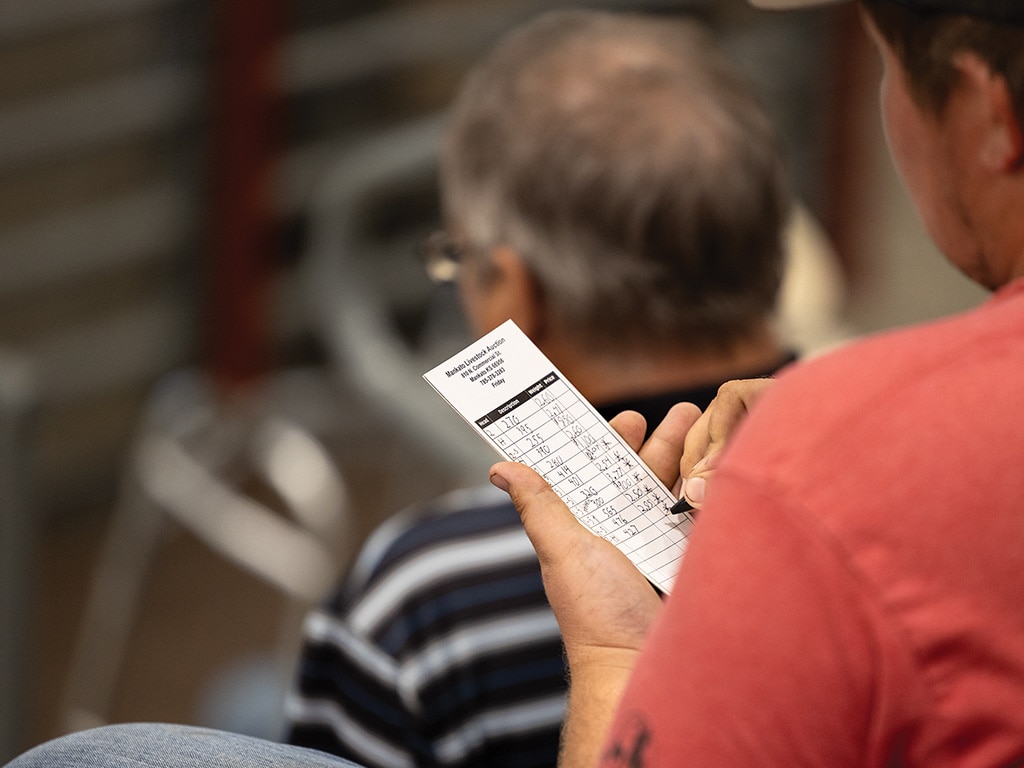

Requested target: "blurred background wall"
[{"left": 0, "top": 0, "right": 988, "bottom": 760}]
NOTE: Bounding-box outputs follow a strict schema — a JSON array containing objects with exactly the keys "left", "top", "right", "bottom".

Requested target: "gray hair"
[{"left": 440, "top": 10, "right": 789, "bottom": 352}]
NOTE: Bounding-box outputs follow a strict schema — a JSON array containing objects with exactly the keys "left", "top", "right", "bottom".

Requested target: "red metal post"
[{"left": 204, "top": 0, "right": 286, "bottom": 394}]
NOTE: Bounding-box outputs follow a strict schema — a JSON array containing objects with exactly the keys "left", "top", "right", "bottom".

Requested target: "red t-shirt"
[{"left": 605, "top": 279, "right": 1024, "bottom": 767}]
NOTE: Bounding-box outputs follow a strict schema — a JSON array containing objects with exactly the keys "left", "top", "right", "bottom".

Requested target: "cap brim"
[{"left": 748, "top": 0, "right": 848, "bottom": 9}]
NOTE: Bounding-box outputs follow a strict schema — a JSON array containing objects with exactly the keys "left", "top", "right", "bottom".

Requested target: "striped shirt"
[{"left": 284, "top": 486, "right": 564, "bottom": 768}]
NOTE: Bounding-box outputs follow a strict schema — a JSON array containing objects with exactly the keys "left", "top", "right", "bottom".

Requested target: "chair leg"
[{"left": 60, "top": 459, "right": 169, "bottom": 733}]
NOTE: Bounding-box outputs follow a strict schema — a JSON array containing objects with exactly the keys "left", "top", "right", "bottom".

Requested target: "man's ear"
[
  {"left": 486, "top": 245, "right": 547, "bottom": 339},
  {"left": 953, "top": 51, "right": 1024, "bottom": 171}
]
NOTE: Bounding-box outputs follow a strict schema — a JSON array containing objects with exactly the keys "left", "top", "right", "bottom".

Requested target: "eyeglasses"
[{"left": 417, "top": 230, "right": 464, "bottom": 285}]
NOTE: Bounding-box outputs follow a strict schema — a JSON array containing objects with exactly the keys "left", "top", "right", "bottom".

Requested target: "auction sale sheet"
[{"left": 423, "top": 319, "right": 694, "bottom": 593}]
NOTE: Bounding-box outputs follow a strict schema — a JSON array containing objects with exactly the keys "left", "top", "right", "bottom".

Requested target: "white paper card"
[{"left": 423, "top": 319, "right": 694, "bottom": 593}]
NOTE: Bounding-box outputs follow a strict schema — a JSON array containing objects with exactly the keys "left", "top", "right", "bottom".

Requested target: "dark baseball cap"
[{"left": 748, "top": 0, "right": 1024, "bottom": 23}]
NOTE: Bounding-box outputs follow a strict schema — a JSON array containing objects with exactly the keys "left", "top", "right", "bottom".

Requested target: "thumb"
[
  {"left": 681, "top": 455, "right": 715, "bottom": 508},
  {"left": 679, "top": 378, "right": 773, "bottom": 507},
  {"left": 490, "top": 461, "right": 588, "bottom": 559}
]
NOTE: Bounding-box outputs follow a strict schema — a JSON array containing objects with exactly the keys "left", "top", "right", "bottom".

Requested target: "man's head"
[
  {"left": 765, "top": 1, "right": 1024, "bottom": 124},
  {"left": 438, "top": 10, "right": 788, "bottom": 356},
  {"left": 751, "top": 0, "right": 1024, "bottom": 289}
]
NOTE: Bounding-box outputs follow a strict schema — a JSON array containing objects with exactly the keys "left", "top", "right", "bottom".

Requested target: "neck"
[{"left": 540, "top": 325, "right": 790, "bottom": 406}]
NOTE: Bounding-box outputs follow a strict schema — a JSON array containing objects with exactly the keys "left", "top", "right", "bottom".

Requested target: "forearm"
[{"left": 559, "top": 647, "right": 639, "bottom": 768}]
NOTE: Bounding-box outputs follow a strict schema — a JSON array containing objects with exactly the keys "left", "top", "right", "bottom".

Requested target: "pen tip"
[{"left": 671, "top": 497, "right": 694, "bottom": 515}]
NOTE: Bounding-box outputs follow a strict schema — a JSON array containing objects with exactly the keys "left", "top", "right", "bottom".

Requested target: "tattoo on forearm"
[{"left": 602, "top": 713, "right": 653, "bottom": 768}]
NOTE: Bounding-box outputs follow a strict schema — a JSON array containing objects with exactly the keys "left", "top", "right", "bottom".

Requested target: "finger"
[
  {"left": 638, "top": 402, "right": 701, "bottom": 489},
  {"left": 680, "top": 378, "right": 771, "bottom": 478},
  {"left": 703, "top": 379, "right": 759, "bottom": 457},
  {"left": 679, "top": 405, "right": 713, "bottom": 480},
  {"left": 678, "top": 404, "right": 720, "bottom": 509},
  {"left": 608, "top": 410, "right": 647, "bottom": 452},
  {"left": 679, "top": 379, "right": 775, "bottom": 507}
]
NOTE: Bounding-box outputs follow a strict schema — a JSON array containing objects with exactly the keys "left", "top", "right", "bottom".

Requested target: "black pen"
[{"left": 671, "top": 497, "right": 694, "bottom": 515}]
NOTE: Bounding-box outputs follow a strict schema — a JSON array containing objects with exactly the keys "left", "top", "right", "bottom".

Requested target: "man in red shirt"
[{"left": 491, "top": 1, "right": 1024, "bottom": 766}]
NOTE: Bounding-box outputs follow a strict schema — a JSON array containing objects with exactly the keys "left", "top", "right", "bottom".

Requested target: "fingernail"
[
  {"left": 684, "top": 476, "right": 706, "bottom": 506},
  {"left": 489, "top": 468, "right": 510, "bottom": 493}
]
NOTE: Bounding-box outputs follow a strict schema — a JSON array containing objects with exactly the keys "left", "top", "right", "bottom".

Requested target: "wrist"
[
  {"left": 560, "top": 647, "right": 639, "bottom": 768},
  {"left": 566, "top": 643, "right": 642, "bottom": 678}
]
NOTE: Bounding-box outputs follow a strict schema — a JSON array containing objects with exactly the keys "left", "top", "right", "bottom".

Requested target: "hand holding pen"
[{"left": 671, "top": 378, "right": 776, "bottom": 514}]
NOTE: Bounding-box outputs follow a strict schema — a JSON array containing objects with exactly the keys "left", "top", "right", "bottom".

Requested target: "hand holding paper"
[{"left": 424, "top": 319, "right": 696, "bottom": 593}]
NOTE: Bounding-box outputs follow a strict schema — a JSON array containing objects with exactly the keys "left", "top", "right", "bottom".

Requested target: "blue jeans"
[{"left": 4, "top": 724, "right": 364, "bottom": 768}]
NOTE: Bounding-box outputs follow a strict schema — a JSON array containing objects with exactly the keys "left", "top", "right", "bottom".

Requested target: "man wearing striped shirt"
[{"left": 284, "top": 9, "right": 799, "bottom": 767}]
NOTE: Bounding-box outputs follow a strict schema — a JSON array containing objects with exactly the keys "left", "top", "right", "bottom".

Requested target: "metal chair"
[{"left": 60, "top": 367, "right": 351, "bottom": 734}]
